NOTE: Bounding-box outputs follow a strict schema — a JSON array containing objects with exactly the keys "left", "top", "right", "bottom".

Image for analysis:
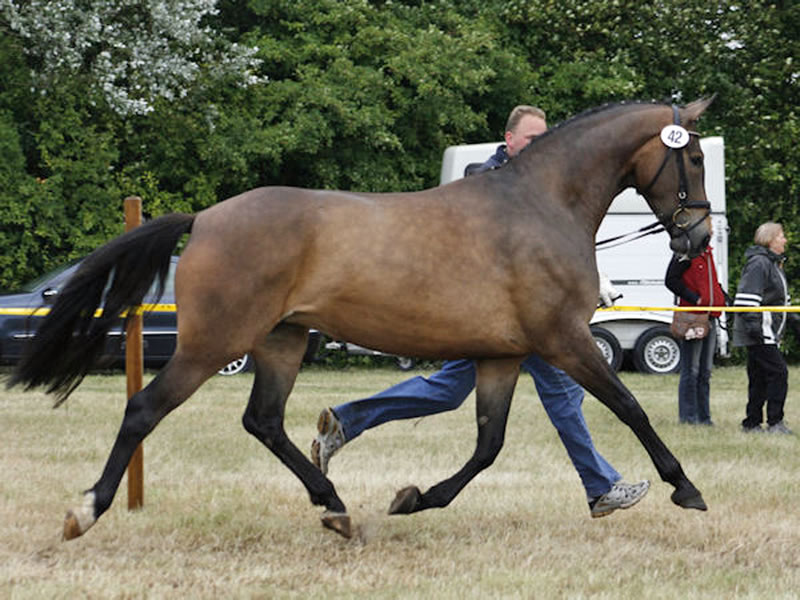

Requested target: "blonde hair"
[
  {"left": 505, "top": 105, "right": 546, "bottom": 134},
  {"left": 754, "top": 222, "right": 783, "bottom": 247}
]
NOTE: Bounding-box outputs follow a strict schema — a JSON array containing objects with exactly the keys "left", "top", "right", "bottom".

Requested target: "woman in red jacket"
[{"left": 665, "top": 237, "right": 727, "bottom": 425}]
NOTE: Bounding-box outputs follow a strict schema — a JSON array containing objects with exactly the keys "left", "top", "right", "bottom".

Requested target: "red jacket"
[{"left": 665, "top": 246, "right": 726, "bottom": 317}]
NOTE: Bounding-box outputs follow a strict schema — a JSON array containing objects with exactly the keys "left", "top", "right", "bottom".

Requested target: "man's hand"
[{"left": 598, "top": 273, "right": 623, "bottom": 308}]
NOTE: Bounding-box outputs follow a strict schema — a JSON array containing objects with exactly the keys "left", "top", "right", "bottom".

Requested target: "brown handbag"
[{"left": 670, "top": 310, "right": 710, "bottom": 340}]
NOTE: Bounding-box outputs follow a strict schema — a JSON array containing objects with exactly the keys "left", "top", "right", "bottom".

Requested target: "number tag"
[{"left": 660, "top": 125, "right": 690, "bottom": 149}]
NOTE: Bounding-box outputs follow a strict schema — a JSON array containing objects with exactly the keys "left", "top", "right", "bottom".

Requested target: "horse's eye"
[{"left": 690, "top": 155, "right": 703, "bottom": 167}]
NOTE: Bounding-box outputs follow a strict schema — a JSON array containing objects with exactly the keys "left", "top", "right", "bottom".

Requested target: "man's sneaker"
[
  {"left": 589, "top": 480, "right": 650, "bottom": 518},
  {"left": 310, "top": 408, "right": 346, "bottom": 475},
  {"left": 742, "top": 424, "right": 763, "bottom": 434},
  {"left": 767, "top": 421, "right": 793, "bottom": 435}
]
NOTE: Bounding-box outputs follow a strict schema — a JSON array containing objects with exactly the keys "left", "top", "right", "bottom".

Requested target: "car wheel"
[
  {"left": 218, "top": 354, "right": 251, "bottom": 376},
  {"left": 632, "top": 326, "right": 681, "bottom": 374},
  {"left": 591, "top": 326, "right": 623, "bottom": 372},
  {"left": 395, "top": 356, "right": 416, "bottom": 371}
]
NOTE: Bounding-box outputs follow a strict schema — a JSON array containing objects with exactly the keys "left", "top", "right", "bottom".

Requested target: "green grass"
[{"left": 1, "top": 365, "right": 799, "bottom": 598}]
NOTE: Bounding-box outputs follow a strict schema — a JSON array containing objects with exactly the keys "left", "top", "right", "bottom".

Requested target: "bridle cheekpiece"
[{"left": 640, "top": 105, "right": 711, "bottom": 246}]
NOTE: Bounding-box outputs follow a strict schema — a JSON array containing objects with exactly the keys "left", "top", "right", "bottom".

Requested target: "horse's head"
[{"left": 634, "top": 97, "right": 715, "bottom": 259}]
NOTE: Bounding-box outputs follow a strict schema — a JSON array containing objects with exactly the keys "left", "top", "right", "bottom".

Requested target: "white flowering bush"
[{"left": 1, "top": 0, "right": 266, "bottom": 116}]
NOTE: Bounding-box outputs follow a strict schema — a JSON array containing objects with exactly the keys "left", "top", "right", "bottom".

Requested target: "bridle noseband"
[{"left": 640, "top": 105, "right": 711, "bottom": 247}]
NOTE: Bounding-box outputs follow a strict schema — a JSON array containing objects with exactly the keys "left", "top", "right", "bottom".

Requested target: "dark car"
[{"left": 0, "top": 257, "right": 321, "bottom": 375}]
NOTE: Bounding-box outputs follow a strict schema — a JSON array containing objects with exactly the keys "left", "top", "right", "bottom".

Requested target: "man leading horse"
[{"left": 312, "top": 105, "right": 650, "bottom": 520}]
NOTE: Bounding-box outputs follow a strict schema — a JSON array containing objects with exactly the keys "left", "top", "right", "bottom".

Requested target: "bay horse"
[{"left": 9, "top": 99, "right": 713, "bottom": 540}]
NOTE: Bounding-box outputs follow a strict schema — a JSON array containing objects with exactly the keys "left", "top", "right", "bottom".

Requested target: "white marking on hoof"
[{"left": 63, "top": 492, "right": 96, "bottom": 540}]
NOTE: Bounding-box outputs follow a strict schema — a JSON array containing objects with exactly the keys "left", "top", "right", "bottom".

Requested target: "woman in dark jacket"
[
  {"left": 733, "top": 222, "right": 794, "bottom": 434},
  {"left": 666, "top": 240, "right": 726, "bottom": 425}
]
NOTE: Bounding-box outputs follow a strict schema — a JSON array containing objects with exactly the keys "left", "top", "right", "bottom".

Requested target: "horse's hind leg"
[
  {"left": 240, "top": 324, "right": 351, "bottom": 538},
  {"left": 558, "top": 333, "right": 706, "bottom": 512},
  {"left": 389, "top": 357, "right": 521, "bottom": 515},
  {"left": 63, "top": 353, "right": 214, "bottom": 540}
]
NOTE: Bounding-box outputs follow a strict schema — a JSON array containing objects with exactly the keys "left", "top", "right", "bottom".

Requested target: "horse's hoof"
[
  {"left": 388, "top": 486, "right": 422, "bottom": 514},
  {"left": 63, "top": 510, "right": 84, "bottom": 540},
  {"left": 671, "top": 487, "right": 708, "bottom": 511},
  {"left": 321, "top": 511, "right": 352, "bottom": 539},
  {"left": 62, "top": 492, "right": 97, "bottom": 541}
]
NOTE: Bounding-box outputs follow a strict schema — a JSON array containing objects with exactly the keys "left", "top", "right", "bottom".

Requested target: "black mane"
[{"left": 515, "top": 99, "right": 669, "bottom": 159}]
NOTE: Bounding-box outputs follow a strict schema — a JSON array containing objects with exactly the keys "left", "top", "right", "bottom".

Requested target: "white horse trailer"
[{"left": 440, "top": 136, "right": 727, "bottom": 374}]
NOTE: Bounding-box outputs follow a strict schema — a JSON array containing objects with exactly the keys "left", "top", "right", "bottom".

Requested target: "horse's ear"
[{"left": 683, "top": 95, "right": 716, "bottom": 127}]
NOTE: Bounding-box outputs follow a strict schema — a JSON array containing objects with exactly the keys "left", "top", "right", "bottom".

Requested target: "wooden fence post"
[{"left": 124, "top": 196, "right": 144, "bottom": 510}]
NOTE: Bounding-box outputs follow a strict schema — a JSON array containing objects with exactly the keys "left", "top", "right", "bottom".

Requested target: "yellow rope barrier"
[
  {"left": 2, "top": 304, "right": 798, "bottom": 317},
  {"left": 597, "top": 305, "right": 800, "bottom": 313}
]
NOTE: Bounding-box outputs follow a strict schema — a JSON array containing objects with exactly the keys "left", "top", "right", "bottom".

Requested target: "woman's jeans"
[{"left": 678, "top": 319, "right": 717, "bottom": 424}]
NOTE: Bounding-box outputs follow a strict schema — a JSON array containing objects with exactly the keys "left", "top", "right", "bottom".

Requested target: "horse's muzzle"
[{"left": 670, "top": 232, "right": 710, "bottom": 259}]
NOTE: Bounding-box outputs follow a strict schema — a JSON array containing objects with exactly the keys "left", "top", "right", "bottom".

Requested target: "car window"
[
  {"left": 18, "top": 260, "right": 79, "bottom": 293},
  {"left": 144, "top": 260, "right": 177, "bottom": 303},
  {"left": 9, "top": 257, "right": 176, "bottom": 303}
]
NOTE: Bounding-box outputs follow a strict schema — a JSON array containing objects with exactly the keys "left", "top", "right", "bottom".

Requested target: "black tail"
[{"left": 8, "top": 213, "right": 195, "bottom": 404}]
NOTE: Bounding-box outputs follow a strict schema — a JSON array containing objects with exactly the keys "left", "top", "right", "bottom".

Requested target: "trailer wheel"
[
  {"left": 632, "top": 326, "right": 681, "bottom": 374},
  {"left": 590, "top": 326, "right": 623, "bottom": 372}
]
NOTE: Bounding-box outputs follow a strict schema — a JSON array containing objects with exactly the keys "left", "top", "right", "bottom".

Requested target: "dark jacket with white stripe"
[{"left": 732, "top": 245, "right": 789, "bottom": 346}]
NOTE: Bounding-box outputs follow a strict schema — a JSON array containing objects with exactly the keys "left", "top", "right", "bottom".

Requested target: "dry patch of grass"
[{"left": 2, "top": 365, "right": 799, "bottom": 598}]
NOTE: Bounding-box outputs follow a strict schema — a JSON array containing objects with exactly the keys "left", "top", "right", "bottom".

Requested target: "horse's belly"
[{"left": 294, "top": 299, "right": 530, "bottom": 360}]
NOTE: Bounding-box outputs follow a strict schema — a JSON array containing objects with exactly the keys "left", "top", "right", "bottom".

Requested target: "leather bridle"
[{"left": 640, "top": 105, "right": 711, "bottom": 251}]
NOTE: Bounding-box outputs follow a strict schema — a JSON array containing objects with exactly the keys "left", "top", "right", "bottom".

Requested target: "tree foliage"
[{"left": 2, "top": 0, "right": 265, "bottom": 116}]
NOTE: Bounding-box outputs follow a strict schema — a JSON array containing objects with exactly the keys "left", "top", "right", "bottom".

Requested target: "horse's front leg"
[
  {"left": 389, "top": 357, "right": 521, "bottom": 515},
  {"left": 241, "top": 325, "right": 351, "bottom": 538},
  {"left": 560, "top": 331, "right": 706, "bottom": 512}
]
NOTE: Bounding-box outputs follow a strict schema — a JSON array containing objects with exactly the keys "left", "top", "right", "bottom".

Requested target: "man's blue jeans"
[
  {"left": 332, "top": 355, "right": 620, "bottom": 499},
  {"left": 678, "top": 319, "right": 716, "bottom": 424}
]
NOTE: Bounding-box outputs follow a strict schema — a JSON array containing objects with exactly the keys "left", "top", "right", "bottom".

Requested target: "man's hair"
[
  {"left": 754, "top": 222, "right": 783, "bottom": 247},
  {"left": 505, "top": 105, "right": 546, "bottom": 134}
]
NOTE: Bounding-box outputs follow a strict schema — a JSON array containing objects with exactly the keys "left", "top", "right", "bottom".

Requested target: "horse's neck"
[{"left": 522, "top": 106, "right": 665, "bottom": 235}]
